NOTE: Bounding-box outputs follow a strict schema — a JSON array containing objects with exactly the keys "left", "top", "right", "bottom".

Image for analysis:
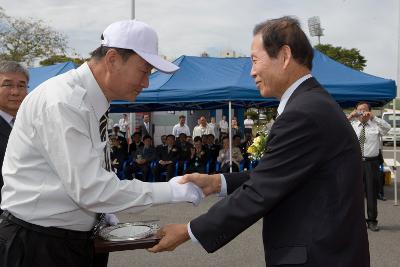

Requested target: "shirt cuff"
[
  {"left": 150, "top": 182, "right": 173, "bottom": 204},
  {"left": 187, "top": 222, "right": 199, "bottom": 243},
  {"left": 217, "top": 174, "right": 227, "bottom": 197}
]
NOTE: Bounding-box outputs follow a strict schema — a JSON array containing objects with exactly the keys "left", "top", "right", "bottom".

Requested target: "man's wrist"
[{"left": 212, "top": 174, "right": 222, "bottom": 194}]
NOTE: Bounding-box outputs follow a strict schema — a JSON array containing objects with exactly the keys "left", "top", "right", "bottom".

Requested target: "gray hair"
[{"left": 0, "top": 61, "right": 29, "bottom": 82}]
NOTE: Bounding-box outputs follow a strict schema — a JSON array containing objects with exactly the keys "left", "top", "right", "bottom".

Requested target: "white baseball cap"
[{"left": 101, "top": 20, "right": 179, "bottom": 74}]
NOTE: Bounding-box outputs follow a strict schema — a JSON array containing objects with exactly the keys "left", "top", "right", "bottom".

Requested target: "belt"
[
  {"left": 362, "top": 156, "right": 380, "bottom": 162},
  {"left": 0, "top": 211, "right": 92, "bottom": 240}
]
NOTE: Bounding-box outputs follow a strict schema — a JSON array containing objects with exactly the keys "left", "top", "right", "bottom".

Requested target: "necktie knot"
[{"left": 10, "top": 118, "right": 15, "bottom": 127}]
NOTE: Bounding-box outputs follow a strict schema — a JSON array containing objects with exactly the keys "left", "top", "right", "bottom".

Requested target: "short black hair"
[
  {"left": 142, "top": 135, "right": 152, "bottom": 141},
  {"left": 356, "top": 101, "right": 371, "bottom": 111},
  {"left": 166, "top": 134, "right": 175, "bottom": 140},
  {"left": 90, "top": 34, "right": 136, "bottom": 62},
  {"left": 253, "top": 16, "right": 313, "bottom": 70},
  {"left": 193, "top": 136, "right": 202, "bottom": 143}
]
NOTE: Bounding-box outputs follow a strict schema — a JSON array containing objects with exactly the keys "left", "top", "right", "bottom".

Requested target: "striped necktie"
[
  {"left": 92, "top": 111, "right": 110, "bottom": 238},
  {"left": 99, "top": 112, "right": 111, "bottom": 171},
  {"left": 358, "top": 122, "right": 366, "bottom": 156}
]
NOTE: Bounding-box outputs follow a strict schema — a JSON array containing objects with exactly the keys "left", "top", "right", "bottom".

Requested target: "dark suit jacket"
[
  {"left": 190, "top": 78, "right": 369, "bottom": 266},
  {"left": 156, "top": 145, "right": 178, "bottom": 163},
  {"left": 139, "top": 122, "right": 154, "bottom": 137},
  {"left": 133, "top": 146, "right": 156, "bottom": 163},
  {"left": 0, "top": 116, "right": 12, "bottom": 206}
]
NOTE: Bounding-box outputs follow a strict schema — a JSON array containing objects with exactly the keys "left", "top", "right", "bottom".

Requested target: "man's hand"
[
  {"left": 148, "top": 224, "right": 189, "bottom": 253},
  {"left": 180, "top": 173, "right": 221, "bottom": 196},
  {"left": 169, "top": 176, "right": 204, "bottom": 205}
]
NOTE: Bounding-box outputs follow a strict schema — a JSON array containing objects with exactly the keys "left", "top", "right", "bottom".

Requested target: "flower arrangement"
[{"left": 247, "top": 132, "right": 268, "bottom": 161}]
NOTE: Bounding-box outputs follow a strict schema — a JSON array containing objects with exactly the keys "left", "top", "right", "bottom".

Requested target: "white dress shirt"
[
  {"left": 0, "top": 110, "right": 14, "bottom": 127},
  {"left": 1, "top": 63, "right": 191, "bottom": 231},
  {"left": 350, "top": 117, "right": 390, "bottom": 157},
  {"left": 277, "top": 74, "right": 312, "bottom": 115},
  {"left": 193, "top": 124, "right": 214, "bottom": 138},
  {"left": 172, "top": 123, "right": 190, "bottom": 137},
  {"left": 118, "top": 118, "right": 129, "bottom": 132},
  {"left": 243, "top": 118, "right": 254, "bottom": 129},
  {"left": 219, "top": 120, "right": 228, "bottom": 133}
]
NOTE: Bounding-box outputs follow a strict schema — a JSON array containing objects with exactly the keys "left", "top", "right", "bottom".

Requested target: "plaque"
[{"left": 95, "top": 222, "right": 160, "bottom": 253}]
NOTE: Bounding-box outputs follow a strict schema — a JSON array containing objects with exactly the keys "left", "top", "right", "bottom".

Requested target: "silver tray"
[{"left": 98, "top": 222, "right": 160, "bottom": 242}]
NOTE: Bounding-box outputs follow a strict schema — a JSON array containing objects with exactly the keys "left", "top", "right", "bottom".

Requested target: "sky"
[{"left": 0, "top": 0, "right": 398, "bottom": 80}]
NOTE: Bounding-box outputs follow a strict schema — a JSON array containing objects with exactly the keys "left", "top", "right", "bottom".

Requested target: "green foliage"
[
  {"left": 0, "top": 7, "right": 68, "bottom": 66},
  {"left": 40, "top": 55, "right": 86, "bottom": 66},
  {"left": 315, "top": 44, "right": 366, "bottom": 71},
  {"left": 244, "top": 110, "right": 258, "bottom": 120}
]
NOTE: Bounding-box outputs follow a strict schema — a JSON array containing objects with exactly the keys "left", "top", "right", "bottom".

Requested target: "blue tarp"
[
  {"left": 28, "top": 62, "right": 76, "bottom": 92},
  {"left": 27, "top": 50, "right": 396, "bottom": 112},
  {"left": 111, "top": 50, "right": 396, "bottom": 112}
]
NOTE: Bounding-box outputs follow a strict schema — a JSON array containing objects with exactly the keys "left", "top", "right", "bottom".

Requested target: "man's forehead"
[{"left": 0, "top": 72, "right": 27, "bottom": 83}]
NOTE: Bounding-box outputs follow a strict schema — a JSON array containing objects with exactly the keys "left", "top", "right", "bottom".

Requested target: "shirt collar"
[
  {"left": 76, "top": 62, "right": 109, "bottom": 121},
  {"left": 277, "top": 74, "right": 312, "bottom": 116},
  {"left": 0, "top": 109, "right": 14, "bottom": 126},
  {"left": 356, "top": 120, "right": 370, "bottom": 127}
]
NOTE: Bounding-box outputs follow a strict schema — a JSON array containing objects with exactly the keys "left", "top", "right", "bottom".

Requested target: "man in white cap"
[{"left": 0, "top": 20, "right": 202, "bottom": 267}]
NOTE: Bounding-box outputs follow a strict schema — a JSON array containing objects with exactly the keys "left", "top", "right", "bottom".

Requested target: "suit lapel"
[
  {"left": 285, "top": 77, "right": 321, "bottom": 108},
  {"left": 0, "top": 116, "right": 12, "bottom": 138}
]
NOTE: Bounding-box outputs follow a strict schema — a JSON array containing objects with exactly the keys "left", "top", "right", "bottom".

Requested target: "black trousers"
[
  {"left": 362, "top": 159, "right": 379, "bottom": 223},
  {"left": 153, "top": 163, "right": 175, "bottom": 182},
  {"left": 0, "top": 212, "right": 108, "bottom": 267}
]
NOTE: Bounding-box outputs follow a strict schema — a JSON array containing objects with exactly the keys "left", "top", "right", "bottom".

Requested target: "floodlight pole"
[{"left": 131, "top": 0, "right": 135, "bottom": 19}]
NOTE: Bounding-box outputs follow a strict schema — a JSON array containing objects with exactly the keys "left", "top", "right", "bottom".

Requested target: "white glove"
[
  {"left": 105, "top": 213, "right": 119, "bottom": 226},
  {"left": 169, "top": 176, "right": 205, "bottom": 206}
]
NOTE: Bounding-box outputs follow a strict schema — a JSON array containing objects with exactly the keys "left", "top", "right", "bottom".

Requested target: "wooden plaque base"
[{"left": 94, "top": 236, "right": 160, "bottom": 253}]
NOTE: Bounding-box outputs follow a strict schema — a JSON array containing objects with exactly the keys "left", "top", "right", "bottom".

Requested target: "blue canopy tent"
[
  {"left": 110, "top": 50, "right": 396, "bottom": 113},
  {"left": 28, "top": 62, "right": 76, "bottom": 92}
]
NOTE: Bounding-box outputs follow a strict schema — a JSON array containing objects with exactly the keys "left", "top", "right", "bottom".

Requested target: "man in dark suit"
[
  {"left": 124, "top": 135, "right": 156, "bottom": 181},
  {"left": 149, "top": 17, "right": 370, "bottom": 266},
  {"left": 153, "top": 134, "right": 178, "bottom": 182},
  {"left": 0, "top": 61, "right": 29, "bottom": 215},
  {"left": 139, "top": 113, "right": 154, "bottom": 137}
]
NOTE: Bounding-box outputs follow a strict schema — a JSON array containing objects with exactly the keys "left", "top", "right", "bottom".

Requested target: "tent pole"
[
  {"left": 393, "top": 100, "right": 398, "bottom": 205},
  {"left": 394, "top": 0, "right": 400, "bottom": 206},
  {"left": 229, "top": 101, "right": 232, "bottom": 173}
]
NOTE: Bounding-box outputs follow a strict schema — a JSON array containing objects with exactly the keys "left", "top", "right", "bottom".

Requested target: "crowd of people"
[{"left": 108, "top": 114, "right": 256, "bottom": 182}]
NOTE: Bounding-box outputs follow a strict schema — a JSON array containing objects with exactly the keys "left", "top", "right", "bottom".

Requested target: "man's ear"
[
  {"left": 104, "top": 49, "right": 120, "bottom": 72},
  {"left": 280, "top": 45, "right": 292, "bottom": 70}
]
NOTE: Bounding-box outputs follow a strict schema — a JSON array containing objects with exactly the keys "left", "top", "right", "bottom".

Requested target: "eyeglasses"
[{"left": 1, "top": 83, "right": 28, "bottom": 90}]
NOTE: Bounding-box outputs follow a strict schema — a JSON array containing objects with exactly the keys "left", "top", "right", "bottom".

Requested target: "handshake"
[{"left": 168, "top": 173, "right": 222, "bottom": 206}]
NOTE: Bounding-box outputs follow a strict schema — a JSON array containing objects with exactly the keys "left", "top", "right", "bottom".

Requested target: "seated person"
[
  {"left": 109, "top": 135, "right": 126, "bottom": 175},
  {"left": 217, "top": 136, "right": 244, "bottom": 173},
  {"left": 111, "top": 124, "right": 128, "bottom": 159},
  {"left": 124, "top": 135, "right": 156, "bottom": 181},
  {"left": 176, "top": 133, "right": 193, "bottom": 175},
  {"left": 129, "top": 131, "right": 143, "bottom": 154},
  {"left": 155, "top": 135, "right": 167, "bottom": 154},
  {"left": 153, "top": 135, "right": 178, "bottom": 182},
  {"left": 205, "top": 134, "right": 220, "bottom": 173},
  {"left": 185, "top": 136, "right": 207, "bottom": 174}
]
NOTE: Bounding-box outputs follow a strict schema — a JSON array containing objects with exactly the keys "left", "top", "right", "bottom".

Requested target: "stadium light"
[{"left": 308, "top": 16, "right": 324, "bottom": 44}]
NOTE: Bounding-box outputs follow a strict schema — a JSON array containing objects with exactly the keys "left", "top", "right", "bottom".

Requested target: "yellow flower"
[{"left": 247, "top": 146, "right": 256, "bottom": 154}]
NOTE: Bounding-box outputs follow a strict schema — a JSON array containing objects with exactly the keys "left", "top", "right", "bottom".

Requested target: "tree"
[
  {"left": 40, "top": 55, "right": 86, "bottom": 66},
  {"left": 314, "top": 44, "right": 367, "bottom": 71},
  {"left": 0, "top": 7, "right": 68, "bottom": 65}
]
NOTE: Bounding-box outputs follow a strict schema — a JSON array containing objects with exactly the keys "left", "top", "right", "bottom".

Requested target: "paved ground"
[{"left": 108, "top": 181, "right": 400, "bottom": 267}]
